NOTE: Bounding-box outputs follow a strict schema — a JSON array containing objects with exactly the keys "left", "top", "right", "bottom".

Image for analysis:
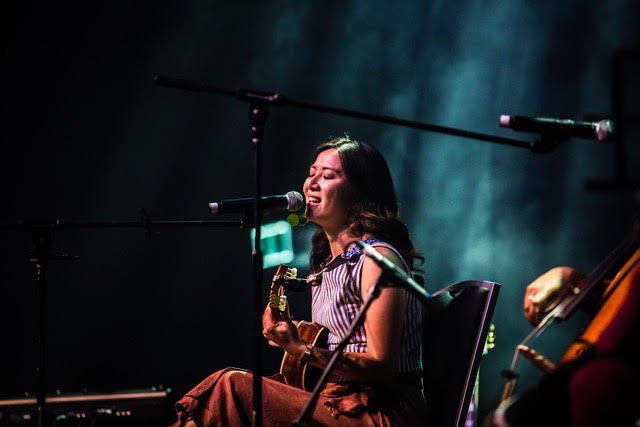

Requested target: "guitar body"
[{"left": 280, "top": 320, "right": 328, "bottom": 391}]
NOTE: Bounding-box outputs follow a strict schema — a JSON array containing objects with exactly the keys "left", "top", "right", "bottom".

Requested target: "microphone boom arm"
[{"left": 154, "top": 75, "right": 544, "bottom": 152}]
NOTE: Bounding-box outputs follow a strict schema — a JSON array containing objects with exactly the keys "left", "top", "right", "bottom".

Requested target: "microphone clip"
[
  {"left": 272, "top": 276, "right": 309, "bottom": 292},
  {"left": 531, "top": 134, "right": 568, "bottom": 153}
]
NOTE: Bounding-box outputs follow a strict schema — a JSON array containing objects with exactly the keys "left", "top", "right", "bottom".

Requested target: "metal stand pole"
[{"left": 248, "top": 101, "right": 269, "bottom": 427}]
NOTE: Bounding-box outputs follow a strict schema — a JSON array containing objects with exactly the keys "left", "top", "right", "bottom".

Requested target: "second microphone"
[{"left": 209, "top": 191, "right": 304, "bottom": 214}]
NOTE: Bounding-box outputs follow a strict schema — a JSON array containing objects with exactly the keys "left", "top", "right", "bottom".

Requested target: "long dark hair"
[{"left": 308, "top": 137, "right": 423, "bottom": 272}]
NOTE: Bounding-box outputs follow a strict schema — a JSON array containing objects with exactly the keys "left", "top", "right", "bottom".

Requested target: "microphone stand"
[
  {"left": 1, "top": 216, "right": 243, "bottom": 427},
  {"left": 249, "top": 100, "right": 268, "bottom": 427},
  {"left": 292, "top": 268, "right": 430, "bottom": 427}
]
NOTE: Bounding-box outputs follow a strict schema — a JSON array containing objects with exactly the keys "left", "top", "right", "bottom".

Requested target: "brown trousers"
[{"left": 170, "top": 368, "right": 427, "bottom": 427}]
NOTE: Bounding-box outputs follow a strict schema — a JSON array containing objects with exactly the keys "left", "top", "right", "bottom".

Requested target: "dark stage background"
[{"left": 2, "top": 1, "right": 639, "bottom": 422}]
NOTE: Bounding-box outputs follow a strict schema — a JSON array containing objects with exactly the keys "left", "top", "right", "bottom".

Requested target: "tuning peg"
[{"left": 279, "top": 295, "right": 287, "bottom": 312}]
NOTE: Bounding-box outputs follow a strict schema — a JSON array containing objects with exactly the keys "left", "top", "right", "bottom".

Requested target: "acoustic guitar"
[{"left": 269, "top": 264, "right": 328, "bottom": 391}]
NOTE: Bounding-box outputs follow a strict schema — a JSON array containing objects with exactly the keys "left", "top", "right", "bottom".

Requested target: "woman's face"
[{"left": 303, "top": 148, "right": 353, "bottom": 233}]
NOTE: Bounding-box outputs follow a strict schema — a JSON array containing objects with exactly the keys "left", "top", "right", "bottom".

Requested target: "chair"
[{"left": 422, "top": 280, "right": 500, "bottom": 427}]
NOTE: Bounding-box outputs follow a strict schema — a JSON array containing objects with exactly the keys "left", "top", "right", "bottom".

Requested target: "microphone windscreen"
[{"left": 286, "top": 191, "right": 304, "bottom": 211}]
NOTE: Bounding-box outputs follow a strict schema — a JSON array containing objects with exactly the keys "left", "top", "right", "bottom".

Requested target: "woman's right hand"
[{"left": 261, "top": 305, "right": 306, "bottom": 358}]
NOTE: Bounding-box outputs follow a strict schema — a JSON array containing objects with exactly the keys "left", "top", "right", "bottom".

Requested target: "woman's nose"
[{"left": 306, "top": 176, "right": 320, "bottom": 189}]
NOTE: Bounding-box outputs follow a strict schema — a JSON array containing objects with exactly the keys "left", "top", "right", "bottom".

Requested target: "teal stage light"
[{"left": 250, "top": 220, "right": 294, "bottom": 268}]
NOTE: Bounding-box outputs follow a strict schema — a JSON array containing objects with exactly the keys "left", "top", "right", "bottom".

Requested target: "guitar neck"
[{"left": 268, "top": 283, "right": 282, "bottom": 310}]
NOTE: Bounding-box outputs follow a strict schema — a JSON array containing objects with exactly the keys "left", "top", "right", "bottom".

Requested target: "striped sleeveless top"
[{"left": 311, "top": 238, "right": 423, "bottom": 373}]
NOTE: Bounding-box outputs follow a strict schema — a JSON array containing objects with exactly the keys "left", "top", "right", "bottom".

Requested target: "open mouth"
[{"left": 307, "top": 196, "right": 321, "bottom": 204}]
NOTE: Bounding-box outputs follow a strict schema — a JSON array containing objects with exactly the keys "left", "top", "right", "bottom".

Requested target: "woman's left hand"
[
  {"left": 523, "top": 266, "right": 585, "bottom": 326},
  {"left": 262, "top": 305, "right": 305, "bottom": 357}
]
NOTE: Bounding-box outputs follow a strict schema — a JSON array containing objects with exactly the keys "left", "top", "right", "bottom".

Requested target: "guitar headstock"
[
  {"left": 271, "top": 264, "right": 298, "bottom": 286},
  {"left": 269, "top": 264, "right": 297, "bottom": 312}
]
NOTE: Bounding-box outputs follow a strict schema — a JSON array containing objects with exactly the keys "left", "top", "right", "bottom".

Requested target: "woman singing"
[{"left": 171, "top": 137, "right": 427, "bottom": 426}]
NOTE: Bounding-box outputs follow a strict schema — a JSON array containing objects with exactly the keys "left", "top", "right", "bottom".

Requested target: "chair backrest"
[{"left": 422, "top": 280, "right": 500, "bottom": 427}]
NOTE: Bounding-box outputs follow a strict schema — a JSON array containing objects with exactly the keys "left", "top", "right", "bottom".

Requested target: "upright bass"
[{"left": 497, "top": 230, "right": 640, "bottom": 426}]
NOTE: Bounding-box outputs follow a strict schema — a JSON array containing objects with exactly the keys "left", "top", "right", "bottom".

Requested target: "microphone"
[
  {"left": 356, "top": 241, "right": 430, "bottom": 301},
  {"left": 209, "top": 191, "right": 304, "bottom": 214},
  {"left": 499, "top": 115, "right": 614, "bottom": 142}
]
